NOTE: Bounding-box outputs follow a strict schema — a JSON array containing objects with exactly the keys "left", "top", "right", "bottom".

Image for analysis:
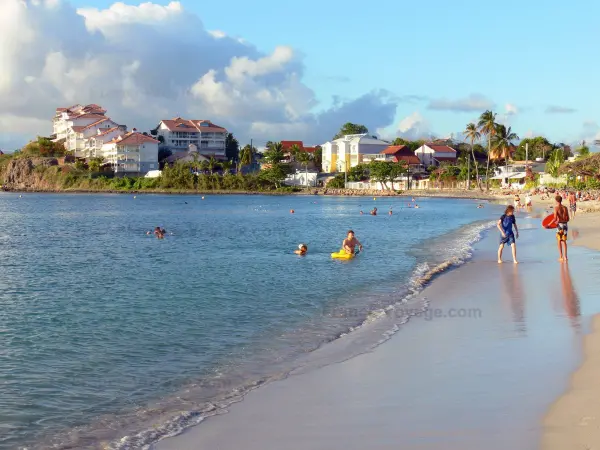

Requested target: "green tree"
[
  {"left": 262, "top": 142, "right": 285, "bottom": 165},
  {"left": 221, "top": 160, "right": 232, "bottom": 175},
  {"left": 464, "top": 123, "right": 481, "bottom": 190},
  {"left": 514, "top": 136, "right": 551, "bottom": 161},
  {"left": 368, "top": 160, "right": 392, "bottom": 190},
  {"left": 88, "top": 157, "right": 103, "bottom": 172},
  {"left": 158, "top": 147, "right": 172, "bottom": 163},
  {"left": 239, "top": 144, "right": 256, "bottom": 172},
  {"left": 347, "top": 163, "right": 368, "bottom": 182},
  {"left": 296, "top": 151, "right": 312, "bottom": 187},
  {"left": 225, "top": 133, "right": 240, "bottom": 162},
  {"left": 259, "top": 164, "right": 288, "bottom": 188},
  {"left": 208, "top": 156, "right": 217, "bottom": 175},
  {"left": 288, "top": 144, "right": 301, "bottom": 162},
  {"left": 333, "top": 123, "right": 369, "bottom": 140},
  {"left": 546, "top": 148, "right": 565, "bottom": 178},
  {"left": 477, "top": 110, "right": 498, "bottom": 191},
  {"left": 491, "top": 124, "right": 519, "bottom": 169},
  {"left": 313, "top": 146, "right": 323, "bottom": 172},
  {"left": 577, "top": 143, "right": 590, "bottom": 159},
  {"left": 391, "top": 138, "right": 424, "bottom": 152}
]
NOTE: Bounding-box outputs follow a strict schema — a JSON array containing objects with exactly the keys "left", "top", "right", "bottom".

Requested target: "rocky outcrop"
[{"left": 2, "top": 158, "right": 58, "bottom": 190}]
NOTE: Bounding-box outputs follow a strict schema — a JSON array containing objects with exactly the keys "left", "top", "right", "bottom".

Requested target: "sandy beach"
[{"left": 153, "top": 206, "right": 600, "bottom": 450}]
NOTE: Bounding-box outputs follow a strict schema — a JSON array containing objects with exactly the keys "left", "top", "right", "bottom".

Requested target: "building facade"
[
  {"left": 52, "top": 104, "right": 126, "bottom": 157},
  {"left": 155, "top": 118, "right": 227, "bottom": 158},
  {"left": 414, "top": 144, "right": 457, "bottom": 167},
  {"left": 320, "top": 134, "right": 390, "bottom": 173},
  {"left": 100, "top": 132, "right": 159, "bottom": 174}
]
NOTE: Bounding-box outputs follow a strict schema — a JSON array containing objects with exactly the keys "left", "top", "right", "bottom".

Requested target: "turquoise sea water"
[{"left": 0, "top": 193, "right": 499, "bottom": 449}]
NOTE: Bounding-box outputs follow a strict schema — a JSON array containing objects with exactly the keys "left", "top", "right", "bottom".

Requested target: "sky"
[{"left": 1, "top": 0, "right": 599, "bottom": 150}]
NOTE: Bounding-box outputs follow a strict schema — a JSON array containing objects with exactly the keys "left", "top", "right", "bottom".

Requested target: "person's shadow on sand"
[{"left": 499, "top": 264, "right": 527, "bottom": 335}]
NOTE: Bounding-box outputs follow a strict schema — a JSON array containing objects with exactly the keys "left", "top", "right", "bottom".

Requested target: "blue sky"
[{"left": 62, "top": 0, "right": 600, "bottom": 145}]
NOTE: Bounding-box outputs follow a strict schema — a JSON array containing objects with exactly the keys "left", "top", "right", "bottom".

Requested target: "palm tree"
[
  {"left": 208, "top": 156, "right": 217, "bottom": 175},
  {"left": 239, "top": 144, "right": 255, "bottom": 173},
  {"left": 200, "top": 160, "right": 209, "bottom": 173},
  {"left": 221, "top": 160, "right": 232, "bottom": 175},
  {"left": 477, "top": 110, "right": 498, "bottom": 190},
  {"left": 464, "top": 123, "right": 481, "bottom": 190},
  {"left": 288, "top": 144, "right": 301, "bottom": 162},
  {"left": 296, "top": 151, "right": 312, "bottom": 187},
  {"left": 491, "top": 124, "right": 519, "bottom": 173},
  {"left": 263, "top": 142, "right": 285, "bottom": 165}
]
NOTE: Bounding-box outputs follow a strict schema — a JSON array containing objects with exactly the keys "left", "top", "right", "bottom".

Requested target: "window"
[{"left": 149, "top": 164, "right": 155, "bottom": 169}]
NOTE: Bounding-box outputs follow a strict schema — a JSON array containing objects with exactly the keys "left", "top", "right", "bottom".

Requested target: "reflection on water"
[
  {"left": 561, "top": 262, "right": 581, "bottom": 329},
  {"left": 499, "top": 264, "right": 527, "bottom": 334}
]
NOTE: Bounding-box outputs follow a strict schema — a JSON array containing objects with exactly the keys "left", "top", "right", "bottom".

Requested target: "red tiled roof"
[
  {"left": 160, "top": 118, "right": 227, "bottom": 133},
  {"left": 427, "top": 145, "right": 456, "bottom": 153},
  {"left": 304, "top": 147, "right": 316, "bottom": 153},
  {"left": 70, "top": 113, "right": 107, "bottom": 120},
  {"left": 82, "top": 118, "right": 111, "bottom": 130},
  {"left": 398, "top": 155, "right": 421, "bottom": 164},
  {"left": 380, "top": 145, "right": 408, "bottom": 155},
  {"left": 105, "top": 132, "right": 159, "bottom": 146},
  {"left": 435, "top": 156, "right": 457, "bottom": 162},
  {"left": 71, "top": 126, "right": 85, "bottom": 133},
  {"left": 281, "top": 141, "right": 304, "bottom": 150},
  {"left": 95, "top": 126, "right": 120, "bottom": 137}
]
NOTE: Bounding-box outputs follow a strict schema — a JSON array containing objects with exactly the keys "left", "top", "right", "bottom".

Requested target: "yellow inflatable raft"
[{"left": 331, "top": 250, "right": 355, "bottom": 260}]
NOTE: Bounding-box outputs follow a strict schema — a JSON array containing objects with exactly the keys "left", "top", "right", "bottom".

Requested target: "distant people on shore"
[{"left": 568, "top": 191, "right": 577, "bottom": 218}]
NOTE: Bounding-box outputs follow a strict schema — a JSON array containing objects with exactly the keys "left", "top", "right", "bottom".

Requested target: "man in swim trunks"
[
  {"left": 568, "top": 191, "right": 577, "bottom": 218},
  {"left": 553, "top": 195, "right": 570, "bottom": 262},
  {"left": 497, "top": 205, "right": 519, "bottom": 264},
  {"left": 342, "top": 230, "right": 363, "bottom": 255}
]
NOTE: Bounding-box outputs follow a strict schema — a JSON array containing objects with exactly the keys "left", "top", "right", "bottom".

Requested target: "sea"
[{"left": 0, "top": 193, "right": 502, "bottom": 449}]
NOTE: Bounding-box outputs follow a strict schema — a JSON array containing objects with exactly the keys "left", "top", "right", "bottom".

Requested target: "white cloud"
[
  {"left": 427, "top": 94, "right": 494, "bottom": 112},
  {"left": 505, "top": 103, "right": 518, "bottom": 115},
  {"left": 376, "top": 111, "right": 429, "bottom": 141},
  {"left": 0, "top": 0, "right": 398, "bottom": 147}
]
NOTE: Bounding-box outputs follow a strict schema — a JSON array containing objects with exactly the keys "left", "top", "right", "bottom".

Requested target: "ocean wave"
[{"left": 47, "top": 220, "right": 497, "bottom": 450}]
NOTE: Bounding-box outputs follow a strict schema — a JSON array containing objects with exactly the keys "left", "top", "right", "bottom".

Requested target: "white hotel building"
[
  {"left": 155, "top": 118, "right": 227, "bottom": 159},
  {"left": 101, "top": 131, "right": 160, "bottom": 174}
]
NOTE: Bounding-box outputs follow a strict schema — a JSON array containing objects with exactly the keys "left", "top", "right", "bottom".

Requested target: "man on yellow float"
[{"left": 343, "top": 230, "right": 363, "bottom": 254}]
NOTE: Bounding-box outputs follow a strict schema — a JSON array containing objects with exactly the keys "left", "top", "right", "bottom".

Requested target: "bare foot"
[
  {"left": 513, "top": 260, "right": 519, "bottom": 264},
  {"left": 498, "top": 260, "right": 503, "bottom": 264},
  {"left": 558, "top": 258, "right": 564, "bottom": 262}
]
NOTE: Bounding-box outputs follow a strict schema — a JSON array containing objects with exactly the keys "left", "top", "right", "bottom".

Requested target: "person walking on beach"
[
  {"left": 553, "top": 195, "right": 570, "bottom": 262},
  {"left": 568, "top": 191, "right": 577, "bottom": 218},
  {"left": 497, "top": 205, "right": 519, "bottom": 264}
]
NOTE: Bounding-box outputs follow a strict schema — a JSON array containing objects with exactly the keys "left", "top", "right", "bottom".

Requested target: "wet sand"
[{"left": 154, "top": 211, "right": 600, "bottom": 450}]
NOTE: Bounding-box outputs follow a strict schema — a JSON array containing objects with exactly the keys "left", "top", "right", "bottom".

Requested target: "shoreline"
[
  {"left": 0, "top": 186, "right": 502, "bottom": 200},
  {"left": 153, "top": 217, "right": 600, "bottom": 450}
]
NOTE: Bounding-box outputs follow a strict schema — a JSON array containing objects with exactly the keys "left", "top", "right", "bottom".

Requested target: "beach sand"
[{"left": 153, "top": 210, "right": 600, "bottom": 450}]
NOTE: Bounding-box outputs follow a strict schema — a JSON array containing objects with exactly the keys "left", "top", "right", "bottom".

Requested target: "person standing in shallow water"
[
  {"left": 497, "top": 205, "right": 519, "bottom": 264},
  {"left": 553, "top": 195, "right": 570, "bottom": 262}
]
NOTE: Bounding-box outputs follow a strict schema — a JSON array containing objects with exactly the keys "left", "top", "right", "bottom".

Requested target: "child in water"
[{"left": 294, "top": 244, "right": 308, "bottom": 255}]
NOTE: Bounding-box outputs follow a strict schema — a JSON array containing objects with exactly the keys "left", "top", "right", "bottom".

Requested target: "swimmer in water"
[
  {"left": 360, "top": 210, "right": 364, "bottom": 215},
  {"left": 370, "top": 207, "right": 377, "bottom": 216},
  {"left": 477, "top": 204, "right": 484, "bottom": 209},
  {"left": 342, "top": 230, "right": 363, "bottom": 255},
  {"left": 154, "top": 227, "right": 164, "bottom": 239},
  {"left": 294, "top": 244, "right": 308, "bottom": 255},
  {"left": 414, "top": 204, "right": 420, "bottom": 209},
  {"left": 389, "top": 209, "right": 392, "bottom": 215}
]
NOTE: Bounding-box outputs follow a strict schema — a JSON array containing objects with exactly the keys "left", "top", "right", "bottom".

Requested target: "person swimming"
[
  {"left": 370, "top": 207, "right": 377, "bottom": 216},
  {"left": 294, "top": 244, "right": 308, "bottom": 255},
  {"left": 388, "top": 209, "right": 392, "bottom": 215},
  {"left": 414, "top": 204, "right": 420, "bottom": 209},
  {"left": 360, "top": 210, "right": 364, "bottom": 215},
  {"left": 153, "top": 226, "right": 164, "bottom": 239},
  {"left": 342, "top": 230, "right": 363, "bottom": 254}
]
